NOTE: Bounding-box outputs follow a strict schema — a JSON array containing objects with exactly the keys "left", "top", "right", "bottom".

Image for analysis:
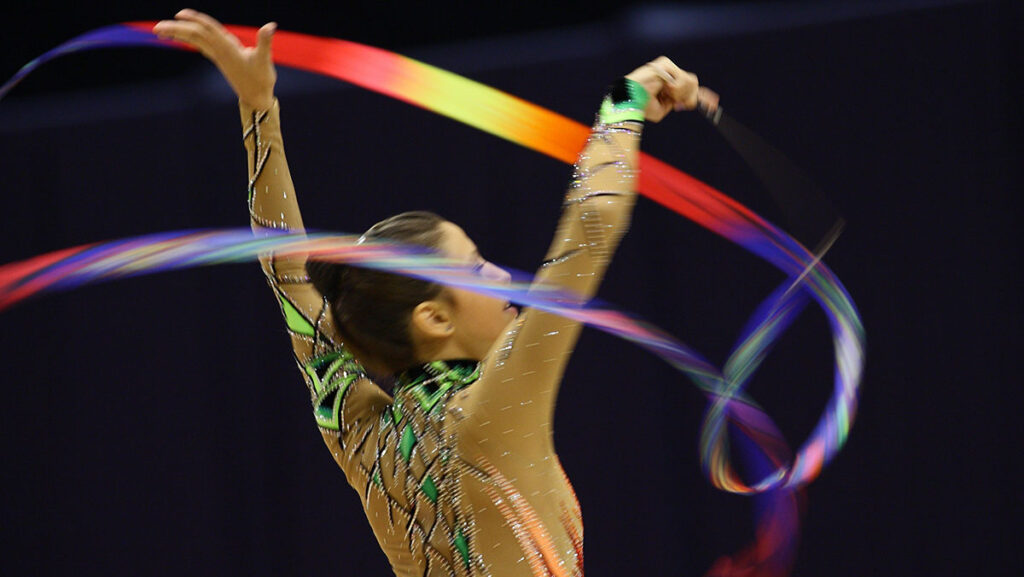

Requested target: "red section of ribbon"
[{"left": 124, "top": 22, "right": 786, "bottom": 253}]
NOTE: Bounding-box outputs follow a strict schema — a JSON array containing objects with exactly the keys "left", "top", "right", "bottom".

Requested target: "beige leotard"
[{"left": 241, "top": 78, "right": 647, "bottom": 577}]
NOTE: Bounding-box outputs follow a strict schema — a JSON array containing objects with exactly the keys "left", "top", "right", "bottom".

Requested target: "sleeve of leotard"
[
  {"left": 465, "top": 78, "right": 648, "bottom": 454},
  {"left": 240, "top": 100, "right": 388, "bottom": 436}
]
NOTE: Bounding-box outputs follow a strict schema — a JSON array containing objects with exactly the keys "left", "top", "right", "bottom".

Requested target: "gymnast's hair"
[{"left": 306, "top": 211, "right": 447, "bottom": 374}]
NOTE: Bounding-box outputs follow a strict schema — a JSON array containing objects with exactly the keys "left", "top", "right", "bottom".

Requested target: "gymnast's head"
[{"left": 306, "top": 211, "right": 515, "bottom": 376}]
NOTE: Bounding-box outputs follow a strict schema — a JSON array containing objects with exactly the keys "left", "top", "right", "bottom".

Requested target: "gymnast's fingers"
[
  {"left": 649, "top": 57, "right": 699, "bottom": 111},
  {"left": 152, "top": 20, "right": 204, "bottom": 50},
  {"left": 153, "top": 9, "right": 238, "bottom": 58},
  {"left": 255, "top": 22, "right": 276, "bottom": 64},
  {"left": 153, "top": 22, "right": 217, "bottom": 58}
]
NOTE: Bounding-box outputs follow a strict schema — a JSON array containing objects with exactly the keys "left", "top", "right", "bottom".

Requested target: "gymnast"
[{"left": 154, "top": 9, "right": 716, "bottom": 576}]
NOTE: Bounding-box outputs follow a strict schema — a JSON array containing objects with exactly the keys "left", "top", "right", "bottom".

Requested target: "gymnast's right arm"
[{"left": 153, "top": 11, "right": 391, "bottom": 444}]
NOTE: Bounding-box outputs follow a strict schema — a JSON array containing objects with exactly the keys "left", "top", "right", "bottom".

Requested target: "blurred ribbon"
[{"left": 1, "top": 22, "right": 864, "bottom": 577}]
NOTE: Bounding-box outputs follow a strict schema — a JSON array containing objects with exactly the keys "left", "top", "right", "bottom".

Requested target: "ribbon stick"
[{"left": 1, "top": 23, "right": 865, "bottom": 576}]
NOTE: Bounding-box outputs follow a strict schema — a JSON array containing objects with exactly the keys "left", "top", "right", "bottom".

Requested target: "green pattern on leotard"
[
  {"left": 304, "top": 350, "right": 363, "bottom": 430},
  {"left": 278, "top": 292, "right": 315, "bottom": 336}
]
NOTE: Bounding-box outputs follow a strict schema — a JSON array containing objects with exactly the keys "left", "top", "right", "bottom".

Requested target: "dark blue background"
[{"left": 2, "top": 1, "right": 1020, "bottom": 575}]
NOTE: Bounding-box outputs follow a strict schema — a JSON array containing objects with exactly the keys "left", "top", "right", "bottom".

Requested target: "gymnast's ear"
[{"left": 410, "top": 298, "right": 455, "bottom": 340}]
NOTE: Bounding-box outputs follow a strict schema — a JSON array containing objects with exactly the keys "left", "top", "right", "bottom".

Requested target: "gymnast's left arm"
[{"left": 462, "top": 59, "right": 706, "bottom": 455}]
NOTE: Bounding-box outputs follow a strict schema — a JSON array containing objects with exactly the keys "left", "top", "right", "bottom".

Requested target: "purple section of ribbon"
[{"left": 0, "top": 25, "right": 164, "bottom": 100}]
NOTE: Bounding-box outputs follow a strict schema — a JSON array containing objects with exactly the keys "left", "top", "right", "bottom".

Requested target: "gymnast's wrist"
[
  {"left": 241, "top": 94, "right": 277, "bottom": 112},
  {"left": 598, "top": 77, "right": 649, "bottom": 125},
  {"left": 239, "top": 96, "right": 278, "bottom": 115}
]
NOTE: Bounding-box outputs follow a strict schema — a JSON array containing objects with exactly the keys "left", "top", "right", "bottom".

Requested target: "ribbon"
[{"left": 1, "top": 23, "right": 865, "bottom": 576}]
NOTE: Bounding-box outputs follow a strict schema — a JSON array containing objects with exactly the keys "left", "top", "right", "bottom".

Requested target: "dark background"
[{"left": 1, "top": 1, "right": 1020, "bottom": 576}]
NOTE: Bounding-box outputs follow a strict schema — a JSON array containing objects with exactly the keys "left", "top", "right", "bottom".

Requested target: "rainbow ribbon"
[{"left": 1, "top": 22, "right": 865, "bottom": 576}]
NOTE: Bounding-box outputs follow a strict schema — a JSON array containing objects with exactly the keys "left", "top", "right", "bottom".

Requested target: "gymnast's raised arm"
[
  {"left": 460, "top": 58, "right": 708, "bottom": 460},
  {"left": 153, "top": 11, "right": 387, "bottom": 430}
]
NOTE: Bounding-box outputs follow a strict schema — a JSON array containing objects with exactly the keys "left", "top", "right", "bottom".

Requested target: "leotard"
[{"left": 241, "top": 78, "right": 649, "bottom": 576}]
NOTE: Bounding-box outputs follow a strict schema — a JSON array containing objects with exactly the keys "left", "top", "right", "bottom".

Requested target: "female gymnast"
[{"left": 154, "top": 9, "right": 714, "bottom": 577}]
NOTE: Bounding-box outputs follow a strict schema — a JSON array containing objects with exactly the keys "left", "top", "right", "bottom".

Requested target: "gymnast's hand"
[
  {"left": 153, "top": 9, "right": 277, "bottom": 110},
  {"left": 625, "top": 56, "right": 719, "bottom": 123}
]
